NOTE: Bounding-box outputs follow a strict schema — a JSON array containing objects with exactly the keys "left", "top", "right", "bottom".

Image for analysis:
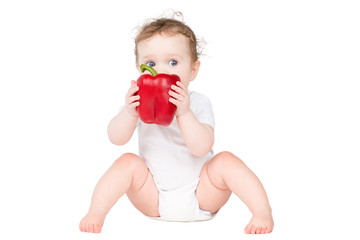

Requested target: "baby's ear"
[{"left": 191, "top": 60, "right": 201, "bottom": 81}]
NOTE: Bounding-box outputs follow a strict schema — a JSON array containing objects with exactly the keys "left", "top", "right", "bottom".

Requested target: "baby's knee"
[
  {"left": 214, "top": 151, "right": 244, "bottom": 169},
  {"left": 114, "top": 153, "right": 144, "bottom": 169}
]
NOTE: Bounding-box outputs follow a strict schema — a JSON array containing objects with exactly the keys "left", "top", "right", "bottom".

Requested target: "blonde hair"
[{"left": 134, "top": 12, "right": 202, "bottom": 64}]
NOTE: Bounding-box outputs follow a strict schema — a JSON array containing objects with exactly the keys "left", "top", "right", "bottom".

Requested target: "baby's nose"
[
  {"left": 159, "top": 69, "right": 169, "bottom": 75},
  {"left": 157, "top": 66, "right": 169, "bottom": 75}
]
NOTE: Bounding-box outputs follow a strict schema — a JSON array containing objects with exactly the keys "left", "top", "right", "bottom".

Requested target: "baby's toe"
[
  {"left": 79, "top": 222, "right": 88, "bottom": 232},
  {"left": 256, "top": 227, "right": 263, "bottom": 234},
  {"left": 85, "top": 223, "right": 91, "bottom": 232},
  {"left": 94, "top": 223, "right": 102, "bottom": 233},
  {"left": 244, "top": 224, "right": 252, "bottom": 234}
]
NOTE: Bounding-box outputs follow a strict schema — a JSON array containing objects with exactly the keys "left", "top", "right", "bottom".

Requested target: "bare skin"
[
  {"left": 80, "top": 33, "right": 274, "bottom": 234},
  {"left": 79, "top": 153, "right": 160, "bottom": 233},
  {"left": 196, "top": 151, "right": 274, "bottom": 234},
  {"left": 79, "top": 151, "right": 273, "bottom": 234}
]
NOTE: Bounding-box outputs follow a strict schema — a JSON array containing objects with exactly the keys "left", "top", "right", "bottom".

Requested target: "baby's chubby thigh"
[
  {"left": 196, "top": 152, "right": 233, "bottom": 214},
  {"left": 117, "top": 153, "right": 160, "bottom": 218}
]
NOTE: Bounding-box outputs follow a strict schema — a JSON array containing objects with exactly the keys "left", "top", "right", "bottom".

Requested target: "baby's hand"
[
  {"left": 169, "top": 81, "right": 190, "bottom": 117},
  {"left": 125, "top": 80, "right": 140, "bottom": 117}
]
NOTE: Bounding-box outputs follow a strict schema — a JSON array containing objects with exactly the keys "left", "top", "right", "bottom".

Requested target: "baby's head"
[
  {"left": 134, "top": 14, "right": 202, "bottom": 86},
  {"left": 135, "top": 15, "right": 200, "bottom": 64}
]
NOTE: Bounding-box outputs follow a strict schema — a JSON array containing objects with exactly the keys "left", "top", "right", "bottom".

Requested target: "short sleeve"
[{"left": 189, "top": 92, "right": 215, "bottom": 129}]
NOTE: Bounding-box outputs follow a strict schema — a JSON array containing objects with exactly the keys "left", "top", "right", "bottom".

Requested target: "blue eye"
[
  {"left": 169, "top": 60, "right": 178, "bottom": 66},
  {"left": 146, "top": 61, "right": 155, "bottom": 67}
]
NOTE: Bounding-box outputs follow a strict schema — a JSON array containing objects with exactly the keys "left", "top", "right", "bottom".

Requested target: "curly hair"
[{"left": 134, "top": 12, "right": 202, "bottom": 64}]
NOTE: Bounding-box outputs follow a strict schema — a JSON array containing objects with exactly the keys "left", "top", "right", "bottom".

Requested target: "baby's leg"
[
  {"left": 196, "top": 151, "right": 274, "bottom": 234},
  {"left": 79, "top": 153, "right": 159, "bottom": 233}
]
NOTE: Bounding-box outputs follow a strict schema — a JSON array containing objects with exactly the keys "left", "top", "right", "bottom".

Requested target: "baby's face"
[{"left": 136, "top": 33, "right": 199, "bottom": 88}]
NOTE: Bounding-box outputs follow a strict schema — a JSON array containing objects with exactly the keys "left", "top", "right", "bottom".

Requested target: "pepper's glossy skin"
[{"left": 136, "top": 67, "right": 179, "bottom": 126}]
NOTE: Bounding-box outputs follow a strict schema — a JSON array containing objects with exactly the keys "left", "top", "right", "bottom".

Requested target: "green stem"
[{"left": 140, "top": 64, "right": 157, "bottom": 76}]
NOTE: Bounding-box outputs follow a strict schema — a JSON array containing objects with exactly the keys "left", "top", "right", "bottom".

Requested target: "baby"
[{"left": 79, "top": 14, "right": 274, "bottom": 234}]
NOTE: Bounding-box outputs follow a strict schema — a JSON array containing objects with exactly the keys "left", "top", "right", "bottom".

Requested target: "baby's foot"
[
  {"left": 79, "top": 211, "right": 106, "bottom": 233},
  {"left": 244, "top": 213, "right": 274, "bottom": 234}
]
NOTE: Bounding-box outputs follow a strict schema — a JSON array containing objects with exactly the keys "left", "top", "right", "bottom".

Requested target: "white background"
[{"left": 1, "top": 0, "right": 359, "bottom": 239}]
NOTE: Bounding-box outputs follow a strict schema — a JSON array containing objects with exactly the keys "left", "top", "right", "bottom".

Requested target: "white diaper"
[{"left": 152, "top": 178, "right": 215, "bottom": 222}]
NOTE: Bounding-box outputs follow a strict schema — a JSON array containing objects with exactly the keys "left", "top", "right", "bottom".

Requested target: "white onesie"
[{"left": 137, "top": 91, "right": 215, "bottom": 221}]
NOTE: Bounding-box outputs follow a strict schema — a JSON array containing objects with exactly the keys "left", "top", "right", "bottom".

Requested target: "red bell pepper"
[{"left": 136, "top": 64, "right": 180, "bottom": 126}]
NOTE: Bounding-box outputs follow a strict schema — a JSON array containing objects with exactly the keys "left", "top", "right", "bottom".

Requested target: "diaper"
[{"left": 152, "top": 178, "right": 215, "bottom": 222}]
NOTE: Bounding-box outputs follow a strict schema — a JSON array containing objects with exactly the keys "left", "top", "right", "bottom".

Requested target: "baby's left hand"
[{"left": 169, "top": 81, "right": 190, "bottom": 117}]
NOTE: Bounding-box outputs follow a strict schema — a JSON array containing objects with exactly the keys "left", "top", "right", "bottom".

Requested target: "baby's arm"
[
  {"left": 107, "top": 80, "right": 139, "bottom": 145},
  {"left": 169, "top": 81, "right": 214, "bottom": 156},
  {"left": 177, "top": 111, "right": 214, "bottom": 156}
]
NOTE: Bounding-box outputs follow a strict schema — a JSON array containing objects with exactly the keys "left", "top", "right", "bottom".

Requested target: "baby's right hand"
[{"left": 125, "top": 80, "right": 140, "bottom": 117}]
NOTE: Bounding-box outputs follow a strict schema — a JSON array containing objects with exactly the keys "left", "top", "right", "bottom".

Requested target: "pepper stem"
[{"left": 140, "top": 64, "right": 157, "bottom": 76}]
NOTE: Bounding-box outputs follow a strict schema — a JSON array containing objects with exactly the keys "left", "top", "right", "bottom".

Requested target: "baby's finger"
[
  {"left": 176, "top": 81, "right": 187, "bottom": 91},
  {"left": 129, "top": 101, "right": 140, "bottom": 108},
  {"left": 128, "top": 95, "right": 140, "bottom": 104},
  {"left": 168, "top": 97, "right": 179, "bottom": 106},
  {"left": 171, "top": 84, "right": 186, "bottom": 97},
  {"left": 168, "top": 89, "right": 183, "bottom": 101},
  {"left": 126, "top": 82, "right": 139, "bottom": 97},
  {"left": 131, "top": 82, "right": 139, "bottom": 92}
]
